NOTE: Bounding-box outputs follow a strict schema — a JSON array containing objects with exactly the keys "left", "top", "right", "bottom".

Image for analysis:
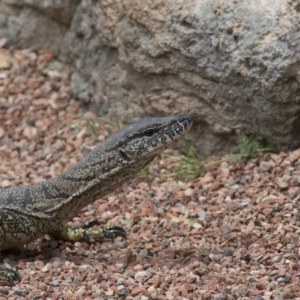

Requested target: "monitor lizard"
[{"left": 0, "top": 115, "right": 193, "bottom": 286}]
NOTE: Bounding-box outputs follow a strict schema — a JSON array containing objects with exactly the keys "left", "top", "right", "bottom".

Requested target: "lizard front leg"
[
  {"left": 0, "top": 210, "right": 47, "bottom": 286},
  {"left": 0, "top": 226, "right": 20, "bottom": 287},
  {"left": 49, "top": 219, "right": 127, "bottom": 243}
]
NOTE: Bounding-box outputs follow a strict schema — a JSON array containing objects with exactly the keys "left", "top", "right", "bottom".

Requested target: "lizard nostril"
[{"left": 119, "top": 150, "right": 130, "bottom": 161}]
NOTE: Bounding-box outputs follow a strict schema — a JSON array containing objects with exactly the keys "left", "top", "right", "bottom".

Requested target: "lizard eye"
[{"left": 144, "top": 129, "right": 155, "bottom": 137}]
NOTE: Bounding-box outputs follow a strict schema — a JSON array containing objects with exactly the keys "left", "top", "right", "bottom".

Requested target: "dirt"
[{"left": 0, "top": 48, "right": 300, "bottom": 299}]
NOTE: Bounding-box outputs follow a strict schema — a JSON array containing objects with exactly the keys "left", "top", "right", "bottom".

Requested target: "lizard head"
[
  {"left": 106, "top": 115, "right": 193, "bottom": 165},
  {"left": 58, "top": 115, "right": 193, "bottom": 203}
]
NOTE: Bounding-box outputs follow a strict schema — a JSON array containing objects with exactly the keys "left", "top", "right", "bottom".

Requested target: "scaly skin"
[{"left": 0, "top": 115, "right": 193, "bottom": 286}]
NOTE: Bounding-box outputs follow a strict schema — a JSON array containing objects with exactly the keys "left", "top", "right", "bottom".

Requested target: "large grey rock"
[
  {"left": 0, "top": 0, "right": 76, "bottom": 54},
  {"left": 2, "top": 0, "right": 300, "bottom": 155},
  {"left": 64, "top": 0, "right": 300, "bottom": 154},
  {"left": 3, "top": 0, "right": 76, "bottom": 25}
]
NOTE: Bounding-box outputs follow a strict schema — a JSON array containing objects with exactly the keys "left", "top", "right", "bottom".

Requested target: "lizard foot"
[
  {"left": 50, "top": 224, "right": 127, "bottom": 243},
  {"left": 0, "top": 266, "right": 20, "bottom": 287},
  {"left": 83, "top": 226, "right": 127, "bottom": 242}
]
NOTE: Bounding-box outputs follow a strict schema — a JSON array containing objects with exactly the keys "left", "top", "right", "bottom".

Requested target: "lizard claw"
[
  {"left": 0, "top": 266, "right": 20, "bottom": 287},
  {"left": 102, "top": 226, "right": 127, "bottom": 240}
]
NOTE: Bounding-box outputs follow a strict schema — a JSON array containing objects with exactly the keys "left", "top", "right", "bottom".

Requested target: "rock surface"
[
  {"left": 0, "top": 0, "right": 77, "bottom": 53},
  {"left": 65, "top": 0, "right": 300, "bottom": 154},
  {"left": 2, "top": 0, "right": 300, "bottom": 154}
]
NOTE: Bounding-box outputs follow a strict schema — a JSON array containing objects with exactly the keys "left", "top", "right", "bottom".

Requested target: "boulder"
[
  {"left": 65, "top": 0, "right": 300, "bottom": 154},
  {"left": 0, "top": 0, "right": 77, "bottom": 54},
  {"left": 2, "top": 0, "right": 300, "bottom": 155}
]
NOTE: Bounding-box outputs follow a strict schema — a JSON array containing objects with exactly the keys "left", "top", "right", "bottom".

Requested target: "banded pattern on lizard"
[{"left": 0, "top": 115, "right": 193, "bottom": 286}]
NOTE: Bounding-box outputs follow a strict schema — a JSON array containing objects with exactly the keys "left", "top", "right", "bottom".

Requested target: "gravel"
[{"left": 1, "top": 48, "right": 300, "bottom": 299}]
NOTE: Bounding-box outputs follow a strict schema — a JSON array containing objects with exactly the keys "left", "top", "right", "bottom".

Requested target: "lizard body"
[{"left": 0, "top": 115, "right": 193, "bottom": 285}]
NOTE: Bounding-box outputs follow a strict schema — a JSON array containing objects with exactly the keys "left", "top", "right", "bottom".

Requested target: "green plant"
[
  {"left": 164, "top": 144, "right": 206, "bottom": 180},
  {"left": 72, "top": 117, "right": 119, "bottom": 136},
  {"left": 163, "top": 131, "right": 275, "bottom": 181},
  {"left": 140, "top": 165, "right": 151, "bottom": 177},
  {"left": 231, "top": 130, "right": 275, "bottom": 162}
]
